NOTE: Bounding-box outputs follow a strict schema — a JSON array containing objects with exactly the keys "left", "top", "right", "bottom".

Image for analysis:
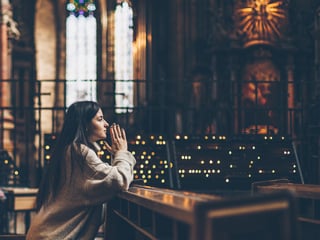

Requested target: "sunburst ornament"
[{"left": 235, "top": 0, "right": 288, "bottom": 47}]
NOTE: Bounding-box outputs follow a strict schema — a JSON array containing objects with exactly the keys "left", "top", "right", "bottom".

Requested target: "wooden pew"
[
  {"left": 0, "top": 184, "right": 299, "bottom": 239},
  {"left": 194, "top": 191, "right": 299, "bottom": 240},
  {"left": 0, "top": 187, "right": 37, "bottom": 236},
  {"left": 105, "top": 184, "right": 222, "bottom": 240},
  {"left": 252, "top": 179, "right": 320, "bottom": 240},
  {"left": 0, "top": 235, "right": 26, "bottom": 240},
  {"left": 105, "top": 184, "right": 299, "bottom": 240}
]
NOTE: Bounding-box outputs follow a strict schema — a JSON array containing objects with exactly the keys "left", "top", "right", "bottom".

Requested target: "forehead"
[{"left": 94, "top": 108, "right": 103, "bottom": 117}]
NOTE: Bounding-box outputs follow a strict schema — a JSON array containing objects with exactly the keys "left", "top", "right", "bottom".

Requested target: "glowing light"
[{"left": 235, "top": 0, "right": 288, "bottom": 47}]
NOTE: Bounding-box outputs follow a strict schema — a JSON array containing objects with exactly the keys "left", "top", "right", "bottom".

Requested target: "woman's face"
[{"left": 87, "top": 108, "right": 109, "bottom": 142}]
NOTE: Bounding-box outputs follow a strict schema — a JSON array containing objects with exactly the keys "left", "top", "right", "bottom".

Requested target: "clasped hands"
[{"left": 104, "top": 123, "right": 128, "bottom": 155}]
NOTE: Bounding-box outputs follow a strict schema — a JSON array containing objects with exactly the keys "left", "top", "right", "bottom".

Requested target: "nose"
[{"left": 104, "top": 120, "right": 109, "bottom": 127}]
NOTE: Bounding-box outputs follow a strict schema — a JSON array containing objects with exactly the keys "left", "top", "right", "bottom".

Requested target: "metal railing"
[{"left": 0, "top": 78, "right": 313, "bottom": 186}]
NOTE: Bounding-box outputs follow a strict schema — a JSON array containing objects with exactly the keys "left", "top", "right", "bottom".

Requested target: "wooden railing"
[
  {"left": 252, "top": 179, "right": 320, "bottom": 240},
  {"left": 0, "top": 183, "right": 301, "bottom": 240},
  {"left": 105, "top": 184, "right": 299, "bottom": 240}
]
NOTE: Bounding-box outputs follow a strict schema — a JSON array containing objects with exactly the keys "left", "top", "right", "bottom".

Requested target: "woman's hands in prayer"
[{"left": 104, "top": 123, "right": 128, "bottom": 155}]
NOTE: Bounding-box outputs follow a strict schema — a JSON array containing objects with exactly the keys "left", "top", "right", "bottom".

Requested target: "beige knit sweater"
[{"left": 26, "top": 144, "right": 136, "bottom": 240}]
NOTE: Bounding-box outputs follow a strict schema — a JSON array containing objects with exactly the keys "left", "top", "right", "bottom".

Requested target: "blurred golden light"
[{"left": 236, "top": 0, "right": 287, "bottom": 47}]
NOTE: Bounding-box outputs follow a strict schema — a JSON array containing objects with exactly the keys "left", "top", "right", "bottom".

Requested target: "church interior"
[{"left": 1, "top": 0, "right": 320, "bottom": 239}]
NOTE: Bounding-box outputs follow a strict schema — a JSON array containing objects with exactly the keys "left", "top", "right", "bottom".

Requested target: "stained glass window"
[
  {"left": 114, "top": 1, "right": 134, "bottom": 113},
  {"left": 66, "top": 0, "right": 97, "bottom": 107}
]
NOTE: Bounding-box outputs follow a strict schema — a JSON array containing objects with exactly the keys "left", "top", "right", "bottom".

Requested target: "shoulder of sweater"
[
  {"left": 91, "top": 142, "right": 101, "bottom": 151},
  {"left": 78, "top": 142, "right": 101, "bottom": 153},
  {"left": 81, "top": 145, "right": 103, "bottom": 165},
  {"left": 79, "top": 143, "right": 89, "bottom": 152}
]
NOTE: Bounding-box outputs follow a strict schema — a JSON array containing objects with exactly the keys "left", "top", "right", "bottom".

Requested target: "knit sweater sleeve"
[{"left": 82, "top": 146, "right": 136, "bottom": 205}]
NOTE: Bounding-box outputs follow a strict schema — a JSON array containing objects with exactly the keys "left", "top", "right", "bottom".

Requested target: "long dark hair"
[{"left": 36, "top": 101, "right": 100, "bottom": 210}]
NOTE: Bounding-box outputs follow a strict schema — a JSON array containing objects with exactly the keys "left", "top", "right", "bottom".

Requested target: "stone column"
[{"left": 0, "top": 0, "right": 16, "bottom": 151}]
